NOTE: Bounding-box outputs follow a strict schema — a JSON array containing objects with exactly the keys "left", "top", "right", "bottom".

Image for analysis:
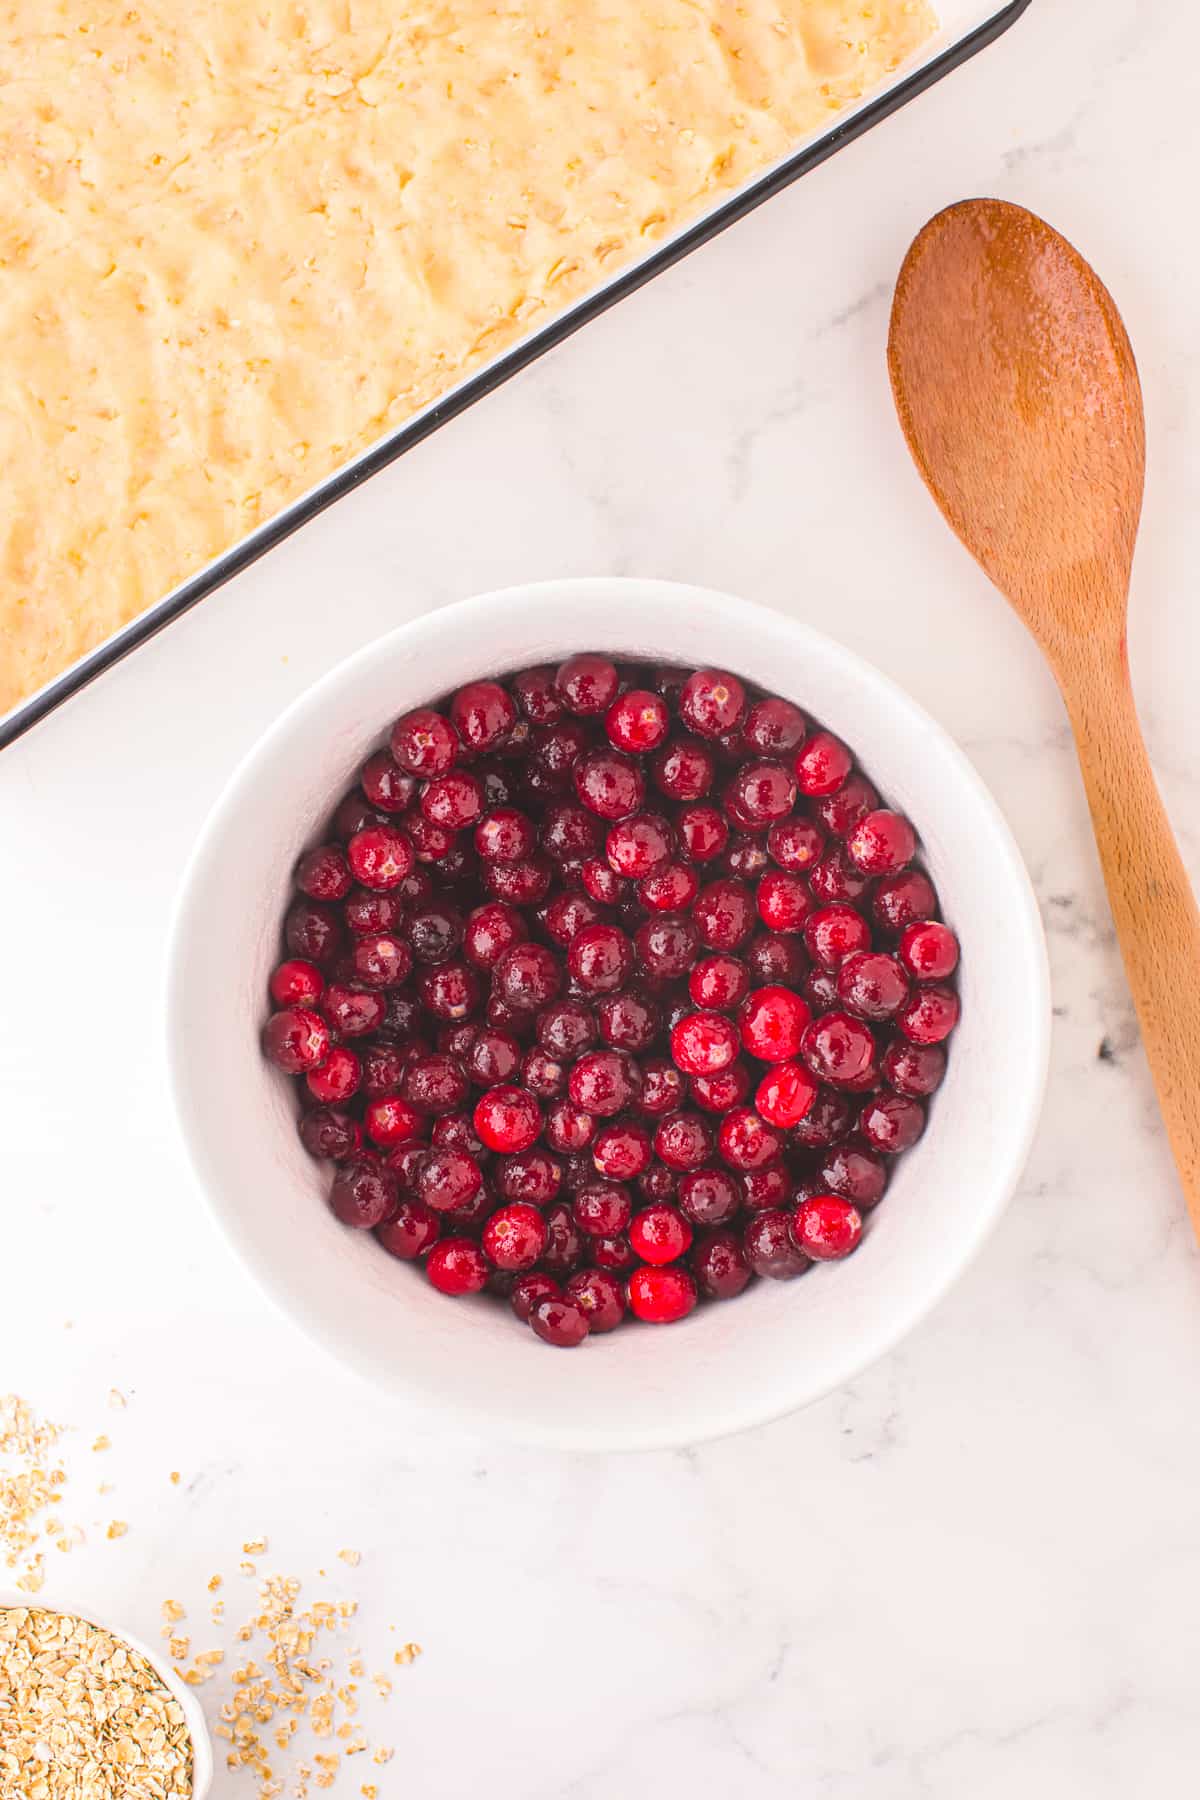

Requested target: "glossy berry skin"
[
  {"left": 545, "top": 1098, "right": 597, "bottom": 1153},
  {"left": 416, "top": 1147, "right": 483, "bottom": 1211},
  {"left": 495, "top": 1148, "right": 562, "bottom": 1206},
  {"left": 391, "top": 708, "right": 458, "bottom": 776},
  {"left": 742, "top": 697, "right": 806, "bottom": 756},
  {"left": 881, "top": 1038, "right": 946, "bottom": 1098},
  {"left": 569, "top": 1049, "right": 642, "bottom": 1117},
  {"left": 475, "top": 807, "right": 538, "bottom": 862},
  {"left": 557, "top": 653, "right": 620, "bottom": 716},
  {"left": 789, "top": 1086, "right": 854, "bottom": 1151},
  {"left": 468, "top": 1029, "right": 522, "bottom": 1087},
  {"left": 652, "top": 739, "right": 715, "bottom": 802},
  {"left": 689, "top": 954, "right": 750, "bottom": 1012},
  {"left": 873, "top": 869, "right": 937, "bottom": 935},
  {"left": 859, "top": 1092, "right": 926, "bottom": 1154},
  {"left": 693, "top": 880, "right": 755, "bottom": 951},
  {"left": 690, "top": 1063, "right": 751, "bottom": 1114},
  {"left": 606, "top": 689, "right": 670, "bottom": 753},
  {"left": 899, "top": 984, "right": 961, "bottom": 1045},
  {"left": 819, "top": 1137, "right": 888, "bottom": 1208},
  {"left": 836, "top": 952, "right": 909, "bottom": 1021},
  {"left": 564, "top": 1268, "right": 626, "bottom": 1332},
  {"left": 654, "top": 1112, "right": 713, "bottom": 1171},
  {"left": 569, "top": 923, "right": 634, "bottom": 993},
  {"left": 540, "top": 1202, "right": 586, "bottom": 1275},
  {"left": 426, "top": 1237, "right": 490, "bottom": 1295},
  {"left": 677, "top": 803, "right": 728, "bottom": 863},
  {"left": 800, "top": 1011, "right": 876, "bottom": 1087},
  {"left": 574, "top": 1182, "right": 633, "bottom": 1236},
  {"left": 718, "top": 1106, "right": 782, "bottom": 1171},
  {"left": 743, "top": 1210, "right": 809, "bottom": 1280},
  {"left": 483, "top": 1203, "right": 548, "bottom": 1271},
  {"left": 740, "top": 1165, "right": 791, "bottom": 1213},
  {"left": 263, "top": 1008, "right": 330, "bottom": 1073},
  {"left": 305, "top": 1045, "right": 361, "bottom": 1105},
  {"left": 745, "top": 933, "right": 807, "bottom": 986},
  {"left": 285, "top": 899, "right": 342, "bottom": 965},
  {"left": 639, "top": 861, "right": 701, "bottom": 913},
  {"left": 538, "top": 1000, "right": 597, "bottom": 1059},
  {"left": 635, "top": 913, "right": 699, "bottom": 978},
  {"left": 792, "top": 1196, "right": 863, "bottom": 1261},
  {"left": 794, "top": 732, "right": 852, "bottom": 797},
  {"left": 573, "top": 749, "right": 644, "bottom": 821},
  {"left": 347, "top": 825, "right": 414, "bottom": 891},
  {"left": 361, "top": 749, "right": 417, "bottom": 813},
  {"left": 692, "top": 1229, "right": 752, "bottom": 1299},
  {"left": 847, "top": 809, "right": 916, "bottom": 876},
  {"left": 680, "top": 669, "right": 746, "bottom": 738},
  {"left": 494, "top": 942, "right": 562, "bottom": 1012},
  {"left": 630, "top": 1204, "right": 693, "bottom": 1265},
  {"left": 816, "top": 774, "right": 878, "bottom": 837},
  {"left": 592, "top": 1120, "right": 653, "bottom": 1181},
  {"left": 671, "top": 1011, "right": 739, "bottom": 1077},
  {"left": 627, "top": 1265, "right": 698, "bottom": 1324},
  {"left": 804, "top": 904, "right": 872, "bottom": 970},
  {"left": 755, "top": 870, "right": 811, "bottom": 933},
  {"left": 296, "top": 845, "right": 352, "bottom": 902},
  {"left": 474, "top": 1085, "right": 542, "bottom": 1152},
  {"left": 754, "top": 1059, "right": 818, "bottom": 1129},
  {"left": 329, "top": 1154, "right": 398, "bottom": 1229},
  {"left": 731, "top": 759, "right": 797, "bottom": 824},
  {"left": 450, "top": 681, "right": 517, "bottom": 751},
  {"left": 636, "top": 1058, "right": 687, "bottom": 1118},
  {"left": 351, "top": 933, "right": 413, "bottom": 989},
  {"left": 511, "top": 1271, "right": 561, "bottom": 1322},
  {"left": 677, "top": 1167, "right": 742, "bottom": 1228},
  {"left": 376, "top": 1200, "right": 441, "bottom": 1260},
  {"left": 738, "top": 986, "right": 810, "bottom": 1062},
  {"left": 463, "top": 902, "right": 528, "bottom": 968},
  {"left": 597, "top": 990, "right": 660, "bottom": 1053},
  {"left": 299, "top": 1108, "right": 362, "bottom": 1161},
  {"left": 900, "top": 920, "right": 960, "bottom": 981},
  {"left": 531, "top": 1296, "right": 591, "bottom": 1346},
  {"left": 606, "top": 812, "right": 673, "bottom": 879},
  {"left": 767, "top": 818, "right": 825, "bottom": 872},
  {"left": 364, "top": 1095, "right": 425, "bottom": 1149},
  {"left": 324, "top": 984, "right": 387, "bottom": 1039}
]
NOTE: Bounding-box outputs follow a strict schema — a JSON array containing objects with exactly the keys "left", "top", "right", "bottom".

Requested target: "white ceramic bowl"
[
  {"left": 167, "top": 578, "right": 1049, "bottom": 1452},
  {"left": 0, "top": 1589, "right": 214, "bottom": 1796}
]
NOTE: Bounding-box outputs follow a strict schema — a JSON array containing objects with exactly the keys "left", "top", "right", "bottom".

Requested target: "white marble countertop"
[{"left": 5, "top": 0, "right": 1200, "bottom": 1792}]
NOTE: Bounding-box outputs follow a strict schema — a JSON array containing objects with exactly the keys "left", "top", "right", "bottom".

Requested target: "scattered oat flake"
[
  {"left": 243, "top": 1536, "right": 268, "bottom": 1555},
  {"left": 393, "top": 1642, "right": 421, "bottom": 1665},
  {"left": 162, "top": 1600, "right": 186, "bottom": 1626},
  {"left": 107, "top": 1519, "right": 129, "bottom": 1539},
  {"left": 170, "top": 1470, "right": 181, "bottom": 1485},
  {"left": 92, "top": 1434, "right": 111, "bottom": 1451},
  {"left": 240, "top": 1560, "right": 257, "bottom": 1576},
  {"left": 208, "top": 1574, "right": 223, "bottom": 1591},
  {"left": 109, "top": 1388, "right": 127, "bottom": 1408},
  {"left": 337, "top": 1548, "right": 361, "bottom": 1567}
]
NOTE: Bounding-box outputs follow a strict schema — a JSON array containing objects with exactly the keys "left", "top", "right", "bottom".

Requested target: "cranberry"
[
  {"left": 627, "top": 1265, "right": 698, "bottom": 1323},
  {"left": 792, "top": 1196, "right": 863, "bottom": 1260},
  {"left": 390, "top": 708, "right": 458, "bottom": 776},
  {"left": 652, "top": 738, "right": 715, "bottom": 801},
  {"left": 492, "top": 1149, "right": 560, "bottom": 1206},
  {"left": 592, "top": 1119, "right": 653, "bottom": 1180},
  {"left": 741, "top": 1164, "right": 791, "bottom": 1212},
  {"left": 881, "top": 1037, "right": 946, "bottom": 1098},
  {"left": 484, "top": 856, "right": 553, "bottom": 905},
  {"left": 537, "top": 1000, "right": 596, "bottom": 1060},
  {"left": 606, "top": 812, "right": 673, "bottom": 879},
  {"left": 596, "top": 990, "right": 659, "bottom": 1052},
  {"left": 636, "top": 1058, "right": 687, "bottom": 1117},
  {"left": 541, "top": 1201, "right": 586, "bottom": 1274},
  {"left": 545, "top": 1098, "right": 596, "bottom": 1153},
  {"left": 738, "top": 986, "right": 809, "bottom": 1062},
  {"left": 591, "top": 1233, "right": 635, "bottom": 1272},
  {"left": 333, "top": 791, "right": 387, "bottom": 839},
  {"left": 541, "top": 803, "right": 600, "bottom": 862},
  {"left": 466, "top": 1028, "right": 521, "bottom": 1087},
  {"left": 606, "top": 688, "right": 669, "bottom": 752},
  {"left": 426, "top": 1237, "right": 490, "bottom": 1295},
  {"left": 473, "top": 1085, "right": 542, "bottom": 1153},
  {"left": 299, "top": 1108, "right": 361, "bottom": 1161},
  {"left": 520, "top": 1046, "right": 567, "bottom": 1097},
  {"left": 263, "top": 1007, "right": 330, "bottom": 1073},
  {"left": 836, "top": 952, "right": 909, "bottom": 1021},
  {"left": 347, "top": 825, "right": 414, "bottom": 892},
  {"left": 815, "top": 774, "right": 878, "bottom": 837},
  {"left": 860, "top": 1092, "right": 925, "bottom": 1154},
  {"left": 800, "top": 1011, "right": 876, "bottom": 1086},
  {"left": 512, "top": 667, "right": 563, "bottom": 726},
  {"left": 269, "top": 960, "right": 325, "bottom": 1009},
  {"left": 373, "top": 1197, "right": 439, "bottom": 1261},
  {"left": 581, "top": 858, "right": 625, "bottom": 905},
  {"left": 430, "top": 1111, "right": 487, "bottom": 1159},
  {"left": 403, "top": 1053, "right": 469, "bottom": 1115},
  {"left": 803, "top": 904, "right": 871, "bottom": 969},
  {"left": 530, "top": 1296, "right": 590, "bottom": 1346},
  {"left": 351, "top": 933, "right": 412, "bottom": 989},
  {"left": 693, "top": 880, "right": 754, "bottom": 951},
  {"left": 677, "top": 1167, "right": 742, "bottom": 1227},
  {"left": 873, "top": 869, "right": 937, "bottom": 935},
  {"left": 410, "top": 1146, "right": 479, "bottom": 1210},
  {"left": 743, "top": 1209, "right": 809, "bottom": 1280},
  {"left": 305, "top": 1045, "right": 361, "bottom": 1104},
  {"left": 285, "top": 899, "right": 342, "bottom": 965},
  {"left": 574, "top": 1181, "right": 633, "bottom": 1236},
  {"left": 296, "top": 845, "right": 352, "bottom": 902},
  {"left": 573, "top": 749, "right": 644, "bottom": 821},
  {"left": 731, "top": 759, "right": 797, "bottom": 824},
  {"left": 479, "top": 1202, "right": 546, "bottom": 1271},
  {"left": 554, "top": 653, "right": 618, "bottom": 716},
  {"left": 670, "top": 1010, "right": 739, "bottom": 1076},
  {"left": 673, "top": 806, "right": 725, "bottom": 867},
  {"left": 362, "top": 1095, "right": 423, "bottom": 1148},
  {"left": 794, "top": 731, "right": 852, "bottom": 797},
  {"left": 568, "top": 923, "right": 634, "bottom": 993},
  {"left": 808, "top": 847, "right": 872, "bottom": 905},
  {"left": 898, "top": 983, "right": 960, "bottom": 1045},
  {"left": 741, "top": 937, "right": 802, "bottom": 989},
  {"left": 755, "top": 870, "right": 812, "bottom": 934},
  {"left": 491, "top": 942, "right": 560, "bottom": 1012},
  {"left": 688, "top": 954, "right": 750, "bottom": 1012},
  {"left": 329, "top": 1153, "right": 398, "bottom": 1230},
  {"left": 360, "top": 748, "right": 417, "bottom": 813},
  {"left": 718, "top": 1106, "right": 782, "bottom": 1171},
  {"left": 692, "top": 1229, "right": 752, "bottom": 1299},
  {"left": 680, "top": 668, "right": 746, "bottom": 738},
  {"left": 790, "top": 1086, "right": 854, "bottom": 1150},
  {"left": 691, "top": 1063, "right": 751, "bottom": 1113},
  {"left": 473, "top": 807, "right": 536, "bottom": 863},
  {"left": 511, "top": 1271, "right": 561, "bottom": 1322},
  {"left": 359, "top": 1041, "right": 408, "bottom": 1097},
  {"left": 721, "top": 835, "right": 770, "bottom": 880},
  {"left": 900, "top": 921, "right": 960, "bottom": 981},
  {"left": 462, "top": 901, "right": 527, "bottom": 968},
  {"left": 767, "top": 818, "right": 825, "bottom": 872},
  {"left": 387, "top": 1140, "right": 430, "bottom": 1187},
  {"left": 419, "top": 771, "right": 480, "bottom": 833},
  {"left": 449, "top": 681, "right": 517, "bottom": 751},
  {"left": 630, "top": 1204, "right": 692, "bottom": 1265},
  {"left": 654, "top": 1111, "right": 713, "bottom": 1171},
  {"left": 569, "top": 1049, "right": 641, "bottom": 1116},
  {"left": 819, "top": 1137, "right": 887, "bottom": 1207},
  {"left": 405, "top": 815, "right": 454, "bottom": 863},
  {"left": 634, "top": 912, "right": 699, "bottom": 978},
  {"left": 846, "top": 809, "right": 915, "bottom": 877},
  {"left": 564, "top": 1268, "right": 625, "bottom": 1331},
  {"left": 323, "top": 984, "right": 386, "bottom": 1038},
  {"left": 754, "top": 1059, "right": 818, "bottom": 1129},
  {"left": 409, "top": 905, "right": 467, "bottom": 966}
]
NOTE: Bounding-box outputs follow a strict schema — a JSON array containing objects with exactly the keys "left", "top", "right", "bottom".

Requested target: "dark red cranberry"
[
  {"left": 899, "top": 984, "right": 960, "bottom": 1045},
  {"left": 680, "top": 668, "right": 746, "bottom": 738},
  {"left": 634, "top": 1164, "right": 675, "bottom": 1204},
  {"left": 269, "top": 959, "right": 324, "bottom": 1008},
  {"left": 591, "top": 1119, "right": 653, "bottom": 1181},
  {"left": 819, "top": 1137, "right": 887, "bottom": 1207},
  {"left": 350, "top": 933, "right": 412, "bottom": 989},
  {"left": 449, "top": 681, "right": 517, "bottom": 751},
  {"left": 568, "top": 923, "right": 634, "bottom": 994},
  {"left": 591, "top": 1233, "right": 634, "bottom": 1272},
  {"left": 677, "top": 1167, "right": 741, "bottom": 1227},
  {"left": 541, "top": 1201, "right": 585, "bottom": 1274},
  {"left": 744, "top": 932, "right": 807, "bottom": 987},
  {"left": 329, "top": 1154, "right": 398, "bottom": 1230},
  {"left": 652, "top": 738, "right": 716, "bottom": 802},
  {"left": 837, "top": 952, "right": 909, "bottom": 1021},
  {"left": 542, "top": 896, "right": 604, "bottom": 959},
  {"left": 426, "top": 1236, "right": 489, "bottom": 1295},
  {"left": 532, "top": 719, "right": 590, "bottom": 783},
  {"left": 606, "top": 813, "right": 673, "bottom": 880},
  {"left": 899, "top": 921, "right": 959, "bottom": 981},
  {"left": 692, "top": 880, "right": 754, "bottom": 951},
  {"left": 860, "top": 1092, "right": 926, "bottom": 1153},
  {"left": 404, "top": 815, "right": 454, "bottom": 863},
  {"left": 474, "top": 1085, "right": 542, "bottom": 1152},
  {"left": 347, "top": 825, "right": 414, "bottom": 892},
  {"left": 848, "top": 809, "right": 916, "bottom": 876},
  {"left": 509, "top": 1272, "right": 559, "bottom": 1323},
  {"left": 731, "top": 759, "right": 797, "bottom": 824},
  {"left": 430, "top": 1111, "right": 487, "bottom": 1160},
  {"left": 555, "top": 653, "right": 619, "bottom": 717},
  {"left": 568, "top": 1049, "right": 641, "bottom": 1117},
  {"left": 482, "top": 1202, "right": 548, "bottom": 1270},
  {"left": 295, "top": 844, "right": 352, "bottom": 902},
  {"left": 740, "top": 1164, "right": 791, "bottom": 1212},
  {"left": 462, "top": 901, "right": 527, "bottom": 968},
  {"left": 391, "top": 708, "right": 458, "bottom": 777},
  {"left": 627, "top": 1265, "right": 698, "bottom": 1323},
  {"left": 635, "top": 1058, "right": 687, "bottom": 1118},
  {"left": 804, "top": 904, "right": 871, "bottom": 969},
  {"left": 530, "top": 1296, "right": 590, "bottom": 1346},
  {"left": 800, "top": 1012, "right": 876, "bottom": 1088},
  {"left": 323, "top": 984, "right": 386, "bottom": 1038},
  {"left": 416, "top": 1148, "right": 483, "bottom": 1211},
  {"left": 742, "top": 696, "right": 806, "bottom": 755},
  {"left": 263, "top": 1007, "right": 330, "bottom": 1073},
  {"left": 792, "top": 1196, "right": 862, "bottom": 1260},
  {"left": 406, "top": 904, "right": 464, "bottom": 965},
  {"left": 305, "top": 1044, "right": 361, "bottom": 1104},
  {"left": 512, "top": 667, "right": 564, "bottom": 726},
  {"left": 540, "top": 803, "right": 600, "bottom": 862},
  {"left": 574, "top": 1181, "right": 633, "bottom": 1236},
  {"left": 805, "top": 969, "right": 839, "bottom": 1012},
  {"left": 564, "top": 1268, "right": 625, "bottom": 1331},
  {"left": 466, "top": 1028, "right": 521, "bottom": 1087},
  {"left": 691, "top": 1062, "right": 752, "bottom": 1113},
  {"left": 754, "top": 1059, "right": 818, "bottom": 1129},
  {"left": 654, "top": 1111, "right": 713, "bottom": 1171},
  {"left": 358, "top": 1040, "right": 407, "bottom": 1097},
  {"left": 474, "top": 807, "right": 537, "bottom": 862},
  {"left": 285, "top": 899, "right": 342, "bottom": 965},
  {"left": 596, "top": 990, "right": 659, "bottom": 1053},
  {"left": 333, "top": 791, "right": 387, "bottom": 839},
  {"left": 789, "top": 1086, "right": 854, "bottom": 1150},
  {"left": 403, "top": 1053, "right": 469, "bottom": 1115},
  {"left": 634, "top": 912, "right": 700, "bottom": 978},
  {"left": 386, "top": 1140, "right": 430, "bottom": 1189},
  {"left": 738, "top": 986, "right": 809, "bottom": 1062},
  {"left": 881, "top": 1037, "right": 946, "bottom": 1098},
  {"left": 692, "top": 1229, "right": 752, "bottom": 1299},
  {"left": 873, "top": 869, "right": 937, "bottom": 935},
  {"left": 721, "top": 836, "right": 770, "bottom": 880},
  {"left": 816, "top": 774, "right": 879, "bottom": 836},
  {"left": 376, "top": 1199, "right": 440, "bottom": 1259},
  {"left": 808, "top": 847, "right": 872, "bottom": 904},
  {"left": 602, "top": 687, "right": 667, "bottom": 755},
  {"left": 573, "top": 749, "right": 644, "bottom": 821},
  {"left": 518, "top": 1044, "right": 564, "bottom": 1097},
  {"left": 491, "top": 942, "right": 560, "bottom": 1012},
  {"left": 767, "top": 817, "right": 825, "bottom": 872},
  {"left": 363, "top": 1094, "right": 424, "bottom": 1148},
  {"left": 545, "top": 1098, "right": 596, "bottom": 1153},
  {"left": 755, "top": 870, "right": 812, "bottom": 933},
  {"left": 630, "top": 1204, "right": 692, "bottom": 1265},
  {"left": 675, "top": 804, "right": 727, "bottom": 865},
  {"left": 537, "top": 1000, "right": 596, "bottom": 1060},
  {"left": 494, "top": 1149, "right": 561, "bottom": 1205},
  {"left": 381, "top": 990, "right": 423, "bottom": 1040},
  {"left": 299, "top": 1108, "right": 361, "bottom": 1160},
  {"left": 743, "top": 1209, "right": 809, "bottom": 1279},
  {"left": 670, "top": 1010, "right": 739, "bottom": 1076},
  {"left": 419, "top": 770, "right": 481, "bottom": 832},
  {"left": 580, "top": 859, "right": 625, "bottom": 906},
  {"left": 361, "top": 749, "right": 417, "bottom": 813},
  {"left": 794, "top": 731, "right": 852, "bottom": 797},
  {"left": 688, "top": 954, "right": 750, "bottom": 1012},
  {"left": 717, "top": 1106, "right": 782, "bottom": 1171},
  {"left": 484, "top": 856, "right": 553, "bottom": 905}
]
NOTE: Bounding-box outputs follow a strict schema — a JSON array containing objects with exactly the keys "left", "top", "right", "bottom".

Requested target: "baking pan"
[{"left": 1, "top": 0, "right": 1030, "bottom": 752}]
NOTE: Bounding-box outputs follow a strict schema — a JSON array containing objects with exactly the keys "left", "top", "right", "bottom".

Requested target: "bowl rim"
[
  {"left": 166, "top": 576, "right": 1050, "bottom": 1452},
  {"left": 0, "top": 1587, "right": 214, "bottom": 1796}
]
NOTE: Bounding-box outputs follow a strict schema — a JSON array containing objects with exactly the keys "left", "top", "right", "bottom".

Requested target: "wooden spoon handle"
[{"left": 1064, "top": 659, "right": 1200, "bottom": 1234}]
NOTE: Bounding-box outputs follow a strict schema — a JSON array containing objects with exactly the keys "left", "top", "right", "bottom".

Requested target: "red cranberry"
[
  {"left": 591, "top": 1233, "right": 635, "bottom": 1272},
  {"left": 816, "top": 774, "right": 878, "bottom": 836},
  {"left": 808, "top": 968, "right": 843, "bottom": 1017},
  {"left": 742, "top": 695, "right": 806, "bottom": 753},
  {"left": 848, "top": 809, "right": 916, "bottom": 876},
  {"left": 860, "top": 1092, "right": 925, "bottom": 1153},
  {"left": 520, "top": 1046, "right": 567, "bottom": 1097},
  {"left": 462, "top": 901, "right": 527, "bottom": 968},
  {"left": 636, "top": 1058, "right": 687, "bottom": 1117},
  {"left": 404, "top": 815, "right": 453, "bottom": 863},
  {"left": 596, "top": 990, "right": 659, "bottom": 1052},
  {"left": 899, "top": 921, "right": 959, "bottom": 981},
  {"left": 285, "top": 899, "right": 341, "bottom": 965},
  {"left": 299, "top": 1108, "right": 361, "bottom": 1161},
  {"left": 718, "top": 1106, "right": 782, "bottom": 1170},
  {"left": 449, "top": 681, "right": 516, "bottom": 751},
  {"left": 819, "top": 1137, "right": 887, "bottom": 1207},
  {"left": 654, "top": 1111, "right": 713, "bottom": 1170},
  {"left": 691, "top": 1063, "right": 751, "bottom": 1113},
  {"left": 574, "top": 1181, "right": 632, "bottom": 1236},
  {"left": 630, "top": 1204, "right": 692, "bottom": 1265},
  {"left": 652, "top": 739, "right": 716, "bottom": 801},
  {"left": 386, "top": 1140, "right": 430, "bottom": 1188},
  {"left": 482, "top": 1202, "right": 547, "bottom": 1271},
  {"left": 474, "top": 1085, "right": 542, "bottom": 1152},
  {"left": 606, "top": 813, "right": 673, "bottom": 879},
  {"left": 677, "top": 1167, "right": 742, "bottom": 1227},
  {"left": 792, "top": 1196, "right": 863, "bottom": 1260},
  {"left": 738, "top": 986, "right": 809, "bottom": 1062},
  {"left": 484, "top": 855, "right": 553, "bottom": 905},
  {"left": 627, "top": 1265, "right": 698, "bottom": 1323},
  {"left": 688, "top": 954, "right": 750, "bottom": 1012},
  {"left": 692, "top": 1229, "right": 752, "bottom": 1299},
  {"left": 800, "top": 1011, "right": 876, "bottom": 1086},
  {"left": 296, "top": 845, "right": 352, "bottom": 902},
  {"left": 581, "top": 858, "right": 625, "bottom": 905},
  {"left": 347, "top": 825, "right": 414, "bottom": 892},
  {"left": 808, "top": 847, "right": 871, "bottom": 904},
  {"left": 680, "top": 668, "right": 746, "bottom": 738},
  {"left": 545, "top": 1098, "right": 596, "bottom": 1153},
  {"left": 532, "top": 718, "right": 590, "bottom": 781},
  {"left": 741, "top": 1164, "right": 791, "bottom": 1212},
  {"left": 573, "top": 749, "right": 644, "bottom": 821},
  {"left": 474, "top": 807, "right": 536, "bottom": 862},
  {"left": 538, "top": 1000, "right": 597, "bottom": 1059},
  {"left": 363, "top": 1095, "right": 424, "bottom": 1148},
  {"left": 881, "top": 1037, "right": 946, "bottom": 1098},
  {"left": 873, "top": 869, "right": 937, "bottom": 935},
  {"left": 564, "top": 1268, "right": 625, "bottom": 1332},
  {"left": 670, "top": 1010, "right": 739, "bottom": 1077},
  {"left": 305, "top": 1044, "right": 361, "bottom": 1104},
  {"left": 270, "top": 959, "right": 324, "bottom": 1008},
  {"left": 634, "top": 913, "right": 700, "bottom": 979},
  {"left": 508, "top": 1274, "right": 558, "bottom": 1325},
  {"left": 333, "top": 791, "right": 387, "bottom": 838},
  {"left": 391, "top": 708, "right": 458, "bottom": 777},
  {"left": 541, "top": 1201, "right": 586, "bottom": 1274},
  {"left": 674, "top": 805, "right": 726, "bottom": 866},
  {"left": 492, "top": 942, "right": 561, "bottom": 1012},
  {"left": 767, "top": 817, "right": 825, "bottom": 872},
  {"left": 804, "top": 904, "right": 871, "bottom": 968},
  {"left": 569, "top": 1049, "right": 641, "bottom": 1116},
  {"left": 426, "top": 1237, "right": 489, "bottom": 1294},
  {"left": 755, "top": 870, "right": 812, "bottom": 933},
  {"left": 794, "top": 731, "right": 852, "bottom": 797},
  {"left": 555, "top": 653, "right": 619, "bottom": 716},
  {"left": 328, "top": 1154, "right": 399, "bottom": 1231},
  {"left": 430, "top": 1112, "right": 487, "bottom": 1160},
  {"left": 376, "top": 1199, "right": 441, "bottom": 1260},
  {"left": 743, "top": 1209, "right": 809, "bottom": 1279},
  {"left": 731, "top": 759, "right": 797, "bottom": 824},
  {"left": 541, "top": 803, "right": 600, "bottom": 862},
  {"left": 263, "top": 1007, "right": 330, "bottom": 1073},
  {"left": 530, "top": 1296, "right": 590, "bottom": 1346},
  {"left": 790, "top": 1086, "right": 854, "bottom": 1149},
  {"left": 403, "top": 1053, "right": 469, "bottom": 1115},
  {"left": 568, "top": 923, "right": 634, "bottom": 993},
  {"left": 467, "top": 1028, "right": 522, "bottom": 1086},
  {"left": 416, "top": 1147, "right": 482, "bottom": 1210},
  {"left": 693, "top": 880, "right": 754, "bottom": 951},
  {"left": 754, "top": 1059, "right": 818, "bottom": 1129},
  {"left": 898, "top": 984, "right": 960, "bottom": 1045},
  {"left": 360, "top": 748, "right": 417, "bottom": 813},
  {"left": 323, "top": 984, "right": 386, "bottom": 1038},
  {"left": 512, "top": 667, "right": 564, "bottom": 726},
  {"left": 836, "top": 952, "right": 909, "bottom": 1021},
  {"left": 419, "top": 771, "right": 481, "bottom": 833},
  {"left": 606, "top": 689, "right": 669, "bottom": 752},
  {"left": 721, "top": 835, "right": 770, "bottom": 880},
  {"left": 495, "top": 1149, "right": 562, "bottom": 1205},
  {"left": 360, "top": 1041, "right": 408, "bottom": 1097},
  {"left": 592, "top": 1119, "right": 653, "bottom": 1180},
  {"left": 351, "top": 933, "right": 413, "bottom": 989}
]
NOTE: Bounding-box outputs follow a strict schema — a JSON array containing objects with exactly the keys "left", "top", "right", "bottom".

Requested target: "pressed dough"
[{"left": 0, "top": 0, "right": 934, "bottom": 713}]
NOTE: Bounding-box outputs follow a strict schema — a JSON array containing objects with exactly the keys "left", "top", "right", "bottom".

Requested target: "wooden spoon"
[{"left": 888, "top": 197, "right": 1200, "bottom": 1236}]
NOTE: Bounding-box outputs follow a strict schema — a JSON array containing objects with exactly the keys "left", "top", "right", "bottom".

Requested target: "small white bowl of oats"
[{"left": 0, "top": 1595, "right": 213, "bottom": 1799}]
